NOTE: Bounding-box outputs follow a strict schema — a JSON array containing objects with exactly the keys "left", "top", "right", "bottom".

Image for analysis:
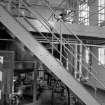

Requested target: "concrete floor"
[
  {"left": 84, "top": 85, "right": 105, "bottom": 105},
  {"left": 23, "top": 89, "right": 68, "bottom": 105},
  {"left": 22, "top": 85, "right": 105, "bottom": 105}
]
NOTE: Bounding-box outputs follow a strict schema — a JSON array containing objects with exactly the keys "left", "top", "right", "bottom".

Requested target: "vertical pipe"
[
  {"left": 0, "top": 57, "right": 4, "bottom": 105},
  {"left": 51, "top": 88, "right": 54, "bottom": 105},
  {"left": 87, "top": 47, "right": 90, "bottom": 79},
  {"left": 51, "top": 34, "right": 54, "bottom": 56},
  {"left": 67, "top": 87, "right": 70, "bottom": 105},
  {"left": 66, "top": 0, "right": 71, "bottom": 9},
  {"left": 74, "top": 44, "right": 78, "bottom": 79},
  {"left": 94, "top": 87, "right": 97, "bottom": 99},
  {"left": 33, "top": 62, "right": 38, "bottom": 105},
  {"left": 7, "top": 0, "right": 12, "bottom": 12},
  {"left": 89, "top": 46, "right": 92, "bottom": 74},
  {"left": 10, "top": 52, "right": 14, "bottom": 105},
  {"left": 18, "top": 0, "right": 22, "bottom": 17},
  {"left": 89, "top": 0, "right": 98, "bottom": 26},
  {"left": 79, "top": 44, "right": 82, "bottom": 80},
  {"left": 60, "top": 22, "right": 62, "bottom": 62},
  {"left": 74, "top": 0, "right": 79, "bottom": 23},
  {"left": 66, "top": 57, "right": 69, "bottom": 71}
]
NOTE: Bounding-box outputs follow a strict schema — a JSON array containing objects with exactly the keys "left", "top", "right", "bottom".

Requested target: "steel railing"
[{"left": 1, "top": 0, "right": 105, "bottom": 103}]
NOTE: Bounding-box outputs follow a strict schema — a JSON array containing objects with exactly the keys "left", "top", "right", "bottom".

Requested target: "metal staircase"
[
  {"left": 21, "top": 0, "right": 105, "bottom": 89},
  {"left": 0, "top": 1, "right": 104, "bottom": 105}
]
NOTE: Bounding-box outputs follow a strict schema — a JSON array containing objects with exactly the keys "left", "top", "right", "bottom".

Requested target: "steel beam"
[{"left": 17, "top": 17, "right": 105, "bottom": 39}]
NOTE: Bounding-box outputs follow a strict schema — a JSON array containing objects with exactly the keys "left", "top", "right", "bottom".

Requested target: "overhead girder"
[{"left": 17, "top": 16, "right": 105, "bottom": 39}]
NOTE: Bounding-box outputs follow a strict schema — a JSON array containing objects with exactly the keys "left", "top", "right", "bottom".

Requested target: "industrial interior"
[{"left": 1, "top": 0, "right": 105, "bottom": 105}]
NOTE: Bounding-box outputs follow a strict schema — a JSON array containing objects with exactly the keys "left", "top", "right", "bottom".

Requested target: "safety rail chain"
[
  {"left": 7, "top": 0, "right": 105, "bottom": 91},
  {"left": 1, "top": 0, "right": 105, "bottom": 90}
]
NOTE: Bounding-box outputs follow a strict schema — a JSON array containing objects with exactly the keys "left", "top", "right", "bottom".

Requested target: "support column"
[
  {"left": 60, "top": 22, "right": 63, "bottom": 62},
  {"left": 0, "top": 56, "right": 3, "bottom": 105},
  {"left": 6, "top": 0, "right": 12, "bottom": 12},
  {"left": 89, "top": 0, "right": 98, "bottom": 26},
  {"left": 33, "top": 62, "right": 38, "bottom": 105},
  {"left": 79, "top": 44, "right": 82, "bottom": 80},
  {"left": 74, "top": 2, "right": 79, "bottom": 24},
  {"left": 74, "top": 44, "right": 78, "bottom": 79},
  {"left": 66, "top": 0, "right": 71, "bottom": 9},
  {"left": 0, "top": 51, "right": 14, "bottom": 105}
]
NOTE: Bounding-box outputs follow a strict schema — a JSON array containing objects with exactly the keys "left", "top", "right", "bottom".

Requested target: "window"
[
  {"left": 98, "top": 0, "right": 105, "bottom": 25},
  {"left": 79, "top": 2, "right": 89, "bottom": 25},
  {"left": 98, "top": 48, "right": 105, "bottom": 65}
]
